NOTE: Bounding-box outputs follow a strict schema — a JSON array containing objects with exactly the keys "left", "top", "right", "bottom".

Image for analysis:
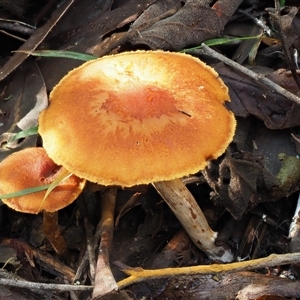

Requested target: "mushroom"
[
  {"left": 38, "top": 51, "right": 236, "bottom": 262},
  {"left": 0, "top": 147, "right": 85, "bottom": 255}
]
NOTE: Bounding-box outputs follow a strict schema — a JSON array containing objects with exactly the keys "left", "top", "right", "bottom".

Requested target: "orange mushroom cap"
[
  {"left": 0, "top": 148, "right": 85, "bottom": 214},
  {"left": 39, "top": 51, "right": 236, "bottom": 187}
]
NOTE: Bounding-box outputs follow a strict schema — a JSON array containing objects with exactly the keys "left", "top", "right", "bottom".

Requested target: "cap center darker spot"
[
  {"left": 39, "top": 163, "right": 60, "bottom": 184},
  {"left": 101, "top": 86, "right": 178, "bottom": 122}
]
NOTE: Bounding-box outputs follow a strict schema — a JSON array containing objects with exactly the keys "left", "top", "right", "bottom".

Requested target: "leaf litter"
[{"left": 0, "top": 0, "right": 300, "bottom": 299}]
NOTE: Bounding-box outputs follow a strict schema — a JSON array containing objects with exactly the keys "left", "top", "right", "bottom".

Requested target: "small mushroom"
[
  {"left": 0, "top": 147, "right": 85, "bottom": 255},
  {"left": 39, "top": 51, "right": 236, "bottom": 261}
]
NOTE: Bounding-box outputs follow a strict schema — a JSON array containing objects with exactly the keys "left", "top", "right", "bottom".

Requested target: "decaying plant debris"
[{"left": 1, "top": 0, "right": 300, "bottom": 299}]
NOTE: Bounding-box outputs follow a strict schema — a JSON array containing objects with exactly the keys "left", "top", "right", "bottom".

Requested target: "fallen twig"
[
  {"left": 116, "top": 252, "right": 300, "bottom": 289},
  {"left": 200, "top": 43, "right": 300, "bottom": 106},
  {"left": 0, "top": 278, "right": 92, "bottom": 291}
]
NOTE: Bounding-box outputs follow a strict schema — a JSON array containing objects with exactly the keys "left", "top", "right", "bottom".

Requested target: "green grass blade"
[
  {"left": 181, "top": 35, "right": 261, "bottom": 52},
  {"left": 37, "top": 167, "right": 73, "bottom": 211},
  {"left": 0, "top": 168, "right": 73, "bottom": 211},
  {"left": 43, "top": 167, "right": 73, "bottom": 202},
  {"left": 15, "top": 50, "right": 97, "bottom": 61},
  {"left": 9, "top": 126, "right": 39, "bottom": 142},
  {"left": 0, "top": 184, "right": 51, "bottom": 199}
]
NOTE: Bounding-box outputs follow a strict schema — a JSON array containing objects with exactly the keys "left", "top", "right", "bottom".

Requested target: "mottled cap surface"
[
  {"left": 39, "top": 51, "right": 236, "bottom": 187},
  {"left": 0, "top": 148, "right": 85, "bottom": 213}
]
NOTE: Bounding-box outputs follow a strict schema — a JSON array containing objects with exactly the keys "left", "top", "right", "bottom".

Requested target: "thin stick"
[
  {"left": 200, "top": 43, "right": 300, "bottom": 106},
  {"left": 289, "top": 192, "right": 300, "bottom": 252},
  {"left": 92, "top": 188, "right": 118, "bottom": 299},
  {"left": 77, "top": 195, "right": 96, "bottom": 283},
  {"left": 73, "top": 191, "right": 110, "bottom": 284},
  {"left": 73, "top": 251, "right": 89, "bottom": 284},
  {"left": 116, "top": 252, "right": 300, "bottom": 289},
  {"left": 0, "top": 278, "right": 92, "bottom": 291}
]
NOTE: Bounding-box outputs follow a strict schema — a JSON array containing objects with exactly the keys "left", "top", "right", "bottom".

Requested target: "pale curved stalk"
[{"left": 153, "top": 178, "right": 233, "bottom": 262}]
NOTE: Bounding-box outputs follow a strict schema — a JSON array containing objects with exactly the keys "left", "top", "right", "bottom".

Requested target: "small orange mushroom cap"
[
  {"left": 39, "top": 51, "right": 236, "bottom": 187},
  {"left": 0, "top": 148, "right": 85, "bottom": 214}
]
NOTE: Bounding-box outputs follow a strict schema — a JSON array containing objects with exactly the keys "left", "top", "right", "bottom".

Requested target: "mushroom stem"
[
  {"left": 92, "top": 188, "right": 118, "bottom": 298},
  {"left": 153, "top": 178, "right": 233, "bottom": 262},
  {"left": 43, "top": 211, "right": 68, "bottom": 256}
]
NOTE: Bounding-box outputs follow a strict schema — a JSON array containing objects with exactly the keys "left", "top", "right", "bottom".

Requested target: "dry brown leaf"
[
  {"left": 215, "top": 62, "right": 300, "bottom": 130},
  {"left": 127, "top": 0, "right": 243, "bottom": 50},
  {"left": 266, "top": 69, "right": 300, "bottom": 96},
  {"left": 0, "top": 59, "right": 45, "bottom": 161},
  {"left": 129, "top": 0, "right": 242, "bottom": 51},
  {"left": 38, "top": 0, "right": 156, "bottom": 90},
  {"left": 0, "top": 0, "right": 73, "bottom": 82},
  {"left": 95, "top": 0, "right": 243, "bottom": 55},
  {"left": 204, "top": 150, "right": 278, "bottom": 220}
]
